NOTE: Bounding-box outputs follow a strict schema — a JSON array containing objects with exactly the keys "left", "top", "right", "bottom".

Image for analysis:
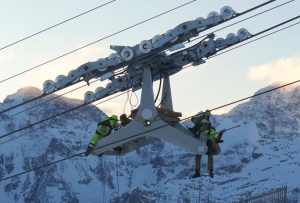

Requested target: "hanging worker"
[
  {"left": 85, "top": 115, "right": 119, "bottom": 156},
  {"left": 204, "top": 127, "right": 225, "bottom": 178},
  {"left": 190, "top": 110, "right": 211, "bottom": 178},
  {"left": 190, "top": 110, "right": 225, "bottom": 178}
]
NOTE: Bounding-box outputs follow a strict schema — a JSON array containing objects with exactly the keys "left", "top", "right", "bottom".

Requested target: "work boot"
[
  {"left": 209, "top": 170, "right": 214, "bottom": 178},
  {"left": 191, "top": 171, "right": 201, "bottom": 178},
  {"left": 113, "top": 146, "right": 122, "bottom": 152},
  {"left": 85, "top": 143, "right": 95, "bottom": 156}
]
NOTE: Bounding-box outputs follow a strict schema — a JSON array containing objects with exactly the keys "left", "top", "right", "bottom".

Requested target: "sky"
[{"left": 0, "top": 0, "right": 299, "bottom": 117}]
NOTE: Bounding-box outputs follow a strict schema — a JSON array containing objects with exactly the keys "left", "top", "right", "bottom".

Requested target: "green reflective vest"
[
  {"left": 90, "top": 117, "right": 117, "bottom": 145},
  {"left": 205, "top": 128, "right": 219, "bottom": 141}
]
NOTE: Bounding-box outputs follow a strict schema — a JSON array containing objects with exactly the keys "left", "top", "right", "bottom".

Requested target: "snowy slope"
[{"left": 0, "top": 85, "right": 300, "bottom": 202}]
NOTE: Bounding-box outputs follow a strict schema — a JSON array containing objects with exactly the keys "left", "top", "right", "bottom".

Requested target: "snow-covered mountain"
[{"left": 0, "top": 85, "right": 299, "bottom": 202}]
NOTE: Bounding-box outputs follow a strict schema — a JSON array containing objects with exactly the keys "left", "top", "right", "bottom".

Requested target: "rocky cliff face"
[{"left": 0, "top": 86, "right": 299, "bottom": 202}]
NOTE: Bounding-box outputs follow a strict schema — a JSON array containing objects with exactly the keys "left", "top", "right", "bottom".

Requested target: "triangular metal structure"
[{"left": 92, "top": 67, "right": 211, "bottom": 156}]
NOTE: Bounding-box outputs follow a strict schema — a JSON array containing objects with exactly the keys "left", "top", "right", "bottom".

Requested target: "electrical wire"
[
  {"left": 0, "top": 0, "right": 282, "bottom": 115},
  {"left": 0, "top": 0, "right": 116, "bottom": 52},
  {"left": 154, "top": 71, "right": 163, "bottom": 104},
  {"left": 1, "top": 15, "right": 299, "bottom": 142},
  {"left": 1, "top": 78, "right": 300, "bottom": 182},
  {"left": 129, "top": 91, "right": 139, "bottom": 108},
  {"left": 0, "top": 0, "right": 198, "bottom": 84},
  {"left": 123, "top": 90, "right": 130, "bottom": 115}
]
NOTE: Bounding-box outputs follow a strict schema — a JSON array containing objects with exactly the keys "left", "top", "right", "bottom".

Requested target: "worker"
[
  {"left": 190, "top": 110, "right": 211, "bottom": 137},
  {"left": 120, "top": 113, "right": 132, "bottom": 126},
  {"left": 190, "top": 110, "right": 225, "bottom": 178},
  {"left": 85, "top": 115, "right": 119, "bottom": 156}
]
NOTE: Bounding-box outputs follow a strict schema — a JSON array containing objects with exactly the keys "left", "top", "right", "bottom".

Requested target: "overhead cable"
[
  {"left": 1, "top": 78, "right": 300, "bottom": 182},
  {"left": 0, "top": 0, "right": 198, "bottom": 84},
  {"left": 0, "top": 0, "right": 117, "bottom": 52},
  {"left": 0, "top": 0, "right": 281, "bottom": 115},
  {"left": 1, "top": 14, "right": 299, "bottom": 140},
  {"left": 187, "top": 0, "right": 295, "bottom": 44}
]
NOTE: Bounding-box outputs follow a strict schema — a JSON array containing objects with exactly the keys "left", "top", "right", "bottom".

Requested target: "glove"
[
  {"left": 85, "top": 143, "right": 95, "bottom": 156},
  {"left": 219, "top": 129, "right": 226, "bottom": 134},
  {"left": 216, "top": 139, "right": 224, "bottom": 143}
]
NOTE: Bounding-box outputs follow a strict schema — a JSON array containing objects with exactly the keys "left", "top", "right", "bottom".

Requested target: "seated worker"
[
  {"left": 111, "top": 114, "right": 132, "bottom": 152},
  {"left": 120, "top": 113, "right": 132, "bottom": 126},
  {"left": 85, "top": 115, "right": 119, "bottom": 156},
  {"left": 190, "top": 110, "right": 225, "bottom": 178}
]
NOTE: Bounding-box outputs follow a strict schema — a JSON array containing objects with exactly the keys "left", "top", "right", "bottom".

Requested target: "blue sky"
[{"left": 0, "top": 0, "right": 299, "bottom": 117}]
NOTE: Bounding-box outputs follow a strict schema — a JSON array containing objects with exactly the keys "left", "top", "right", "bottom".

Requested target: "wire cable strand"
[
  {"left": 0, "top": 92, "right": 127, "bottom": 140},
  {"left": 0, "top": 91, "right": 126, "bottom": 146},
  {"left": 1, "top": 15, "right": 299, "bottom": 141},
  {"left": 0, "top": 0, "right": 281, "bottom": 115},
  {"left": 1, "top": 78, "right": 300, "bottom": 182},
  {"left": 0, "top": 0, "right": 116, "bottom": 52},
  {"left": 0, "top": 0, "right": 198, "bottom": 84},
  {"left": 210, "top": 21, "right": 300, "bottom": 59},
  {"left": 186, "top": 0, "right": 295, "bottom": 44}
]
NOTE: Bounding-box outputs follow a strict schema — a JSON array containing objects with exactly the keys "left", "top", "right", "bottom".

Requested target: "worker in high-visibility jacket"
[
  {"left": 190, "top": 110, "right": 225, "bottom": 178},
  {"left": 85, "top": 115, "right": 119, "bottom": 156}
]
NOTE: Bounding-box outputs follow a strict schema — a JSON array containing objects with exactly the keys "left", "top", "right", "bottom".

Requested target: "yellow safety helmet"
[
  {"left": 110, "top": 115, "right": 118, "bottom": 122},
  {"left": 204, "top": 110, "right": 211, "bottom": 116},
  {"left": 109, "top": 115, "right": 118, "bottom": 127}
]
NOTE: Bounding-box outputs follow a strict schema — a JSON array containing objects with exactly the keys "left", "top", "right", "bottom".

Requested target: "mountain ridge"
[{"left": 0, "top": 85, "right": 299, "bottom": 202}]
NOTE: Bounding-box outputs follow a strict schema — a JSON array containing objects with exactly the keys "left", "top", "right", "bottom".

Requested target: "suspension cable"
[
  {"left": 0, "top": 0, "right": 198, "bottom": 85},
  {"left": 0, "top": 0, "right": 116, "bottom": 51},
  {"left": 185, "top": 0, "right": 295, "bottom": 44}
]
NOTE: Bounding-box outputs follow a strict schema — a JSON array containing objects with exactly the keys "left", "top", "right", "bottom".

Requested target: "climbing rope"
[
  {"left": 207, "top": 175, "right": 212, "bottom": 203},
  {"left": 115, "top": 155, "right": 120, "bottom": 202},
  {"left": 198, "top": 176, "right": 202, "bottom": 203},
  {"left": 100, "top": 157, "right": 107, "bottom": 203}
]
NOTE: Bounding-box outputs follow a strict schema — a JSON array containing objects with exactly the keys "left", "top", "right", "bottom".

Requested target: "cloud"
[{"left": 247, "top": 55, "right": 300, "bottom": 83}]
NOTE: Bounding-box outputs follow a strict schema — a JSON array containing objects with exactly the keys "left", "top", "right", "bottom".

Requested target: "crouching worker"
[
  {"left": 85, "top": 115, "right": 119, "bottom": 156},
  {"left": 111, "top": 114, "right": 132, "bottom": 152},
  {"left": 120, "top": 114, "right": 131, "bottom": 126}
]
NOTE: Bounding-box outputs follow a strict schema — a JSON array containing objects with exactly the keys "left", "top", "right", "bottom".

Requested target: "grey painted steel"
[
  {"left": 103, "top": 137, "right": 159, "bottom": 156},
  {"left": 136, "top": 67, "right": 158, "bottom": 121},
  {"left": 83, "top": 32, "right": 251, "bottom": 103},
  {"left": 161, "top": 76, "right": 173, "bottom": 110},
  {"left": 42, "top": 6, "right": 241, "bottom": 93},
  {"left": 92, "top": 67, "right": 208, "bottom": 156}
]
